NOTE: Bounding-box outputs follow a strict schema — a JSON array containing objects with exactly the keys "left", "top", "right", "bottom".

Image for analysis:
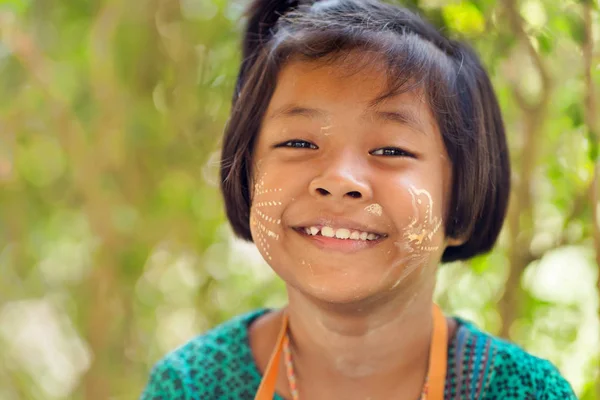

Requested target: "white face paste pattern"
[
  {"left": 383, "top": 186, "right": 444, "bottom": 289},
  {"left": 364, "top": 203, "right": 382, "bottom": 216},
  {"left": 320, "top": 124, "right": 333, "bottom": 136},
  {"left": 404, "top": 186, "right": 442, "bottom": 253},
  {"left": 301, "top": 259, "right": 315, "bottom": 276},
  {"left": 250, "top": 173, "right": 283, "bottom": 261}
]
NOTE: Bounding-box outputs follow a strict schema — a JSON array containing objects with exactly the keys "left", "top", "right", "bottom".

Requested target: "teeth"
[
  {"left": 335, "top": 228, "right": 350, "bottom": 239},
  {"left": 321, "top": 226, "right": 335, "bottom": 237},
  {"left": 304, "top": 225, "right": 381, "bottom": 241}
]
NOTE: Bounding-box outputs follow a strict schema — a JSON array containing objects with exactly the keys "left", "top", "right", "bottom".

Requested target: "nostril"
[
  {"left": 316, "top": 188, "right": 330, "bottom": 196},
  {"left": 347, "top": 191, "right": 362, "bottom": 199}
]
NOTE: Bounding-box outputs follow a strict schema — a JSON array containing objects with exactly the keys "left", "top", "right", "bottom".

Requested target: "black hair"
[{"left": 220, "top": 0, "right": 510, "bottom": 263}]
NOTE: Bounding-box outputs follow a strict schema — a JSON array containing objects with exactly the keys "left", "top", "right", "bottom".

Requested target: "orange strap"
[
  {"left": 254, "top": 312, "right": 289, "bottom": 400},
  {"left": 255, "top": 305, "right": 447, "bottom": 400},
  {"left": 428, "top": 304, "right": 448, "bottom": 399}
]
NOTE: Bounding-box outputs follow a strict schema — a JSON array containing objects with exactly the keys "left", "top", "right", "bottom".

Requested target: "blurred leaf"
[
  {"left": 565, "top": 11, "right": 586, "bottom": 45},
  {"left": 442, "top": 2, "right": 485, "bottom": 35},
  {"left": 566, "top": 103, "right": 585, "bottom": 128},
  {"left": 536, "top": 32, "right": 554, "bottom": 55},
  {"left": 0, "top": 0, "right": 31, "bottom": 15},
  {"left": 15, "top": 135, "right": 66, "bottom": 188}
]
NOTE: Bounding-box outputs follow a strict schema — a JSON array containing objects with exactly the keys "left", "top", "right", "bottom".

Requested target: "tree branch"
[
  {"left": 544, "top": 180, "right": 595, "bottom": 252},
  {"left": 503, "top": 0, "right": 552, "bottom": 102},
  {"left": 582, "top": 0, "right": 599, "bottom": 270},
  {"left": 498, "top": 0, "right": 552, "bottom": 338},
  {"left": 1, "top": 10, "right": 127, "bottom": 400}
]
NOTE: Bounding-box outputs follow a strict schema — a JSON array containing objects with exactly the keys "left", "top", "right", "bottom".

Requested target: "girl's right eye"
[{"left": 275, "top": 140, "right": 318, "bottom": 149}]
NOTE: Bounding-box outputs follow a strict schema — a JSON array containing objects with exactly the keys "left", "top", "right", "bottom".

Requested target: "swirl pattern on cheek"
[
  {"left": 404, "top": 186, "right": 442, "bottom": 253},
  {"left": 380, "top": 187, "right": 444, "bottom": 290}
]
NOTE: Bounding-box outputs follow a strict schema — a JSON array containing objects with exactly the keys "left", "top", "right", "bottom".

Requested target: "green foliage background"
[{"left": 0, "top": 0, "right": 598, "bottom": 399}]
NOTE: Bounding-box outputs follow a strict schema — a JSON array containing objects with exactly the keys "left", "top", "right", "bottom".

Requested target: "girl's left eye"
[
  {"left": 371, "top": 147, "right": 415, "bottom": 157},
  {"left": 275, "top": 140, "right": 318, "bottom": 149}
]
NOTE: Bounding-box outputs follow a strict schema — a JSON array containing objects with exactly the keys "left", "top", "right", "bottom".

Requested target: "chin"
[
  {"left": 293, "top": 275, "right": 386, "bottom": 308},
  {"left": 272, "top": 257, "right": 413, "bottom": 307}
]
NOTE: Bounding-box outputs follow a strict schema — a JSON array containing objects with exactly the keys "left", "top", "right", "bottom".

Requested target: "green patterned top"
[{"left": 141, "top": 309, "right": 576, "bottom": 399}]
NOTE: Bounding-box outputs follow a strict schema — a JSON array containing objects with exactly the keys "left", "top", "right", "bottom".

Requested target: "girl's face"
[{"left": 250, "top": 55, "right": 460, "bottom": 305}]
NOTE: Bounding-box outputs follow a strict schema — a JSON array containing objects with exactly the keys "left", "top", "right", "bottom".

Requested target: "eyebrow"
[{"left": 266, "top": 104, "right": 428, "bottom": 135}]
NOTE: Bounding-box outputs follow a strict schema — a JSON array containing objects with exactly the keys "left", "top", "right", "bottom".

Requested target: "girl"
[{"left": 142, "top": 0, "right": 576, "bottom": 398}]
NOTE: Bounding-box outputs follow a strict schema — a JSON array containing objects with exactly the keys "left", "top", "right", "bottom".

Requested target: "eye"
[
  {"left": 275, "top": 140, "right": 318, "bottom": 150},
  {"left": 371, "top": 147, "right": 415, "bottom": 157}
]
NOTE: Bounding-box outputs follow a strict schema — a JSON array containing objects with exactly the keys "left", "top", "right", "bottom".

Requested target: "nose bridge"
[
  {"left": 326, "top": 148, "right": 362, "bottom": 178},
  {"left": 310, "top": 147, "right": 372, "bottom": 200}
]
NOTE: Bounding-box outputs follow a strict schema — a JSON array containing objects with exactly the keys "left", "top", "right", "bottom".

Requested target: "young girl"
[{"left": 142, "top": 0, "right": 576, "bottom": 398}]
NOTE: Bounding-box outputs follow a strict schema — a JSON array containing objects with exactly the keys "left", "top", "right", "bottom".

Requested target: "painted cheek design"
[
  {"left": 371, "top": 189, "right": 444, "bottom": 291},
  {"left": 319, "top": 116, "right": 334, "bottom": 136},
  {"left": 251, "top": 173, "right": 284, "bottom": 261},
  {"left": 301, "top": 259, "right": 315, "bottom": 276},
  {"left": 384, "top": 188, "right": 443, "bottom": 289},
  {"left": 364, "top": 203, "right": 383, "bottom": 216},
  {"left": 320, "top": 124, "right": 333, "bottom": 136},
  {"left": 403, "top": 186, "right": 442, "bottom": 253}
]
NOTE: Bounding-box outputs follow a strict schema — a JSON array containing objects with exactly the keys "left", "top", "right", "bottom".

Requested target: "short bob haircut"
[{"left": 220, "top": 0, "right": 510, "bottom": 263}]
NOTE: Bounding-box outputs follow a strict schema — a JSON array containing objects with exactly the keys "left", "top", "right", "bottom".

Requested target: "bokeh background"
[{"left": 0, "top": 0, "right": 599, "bottom": 398}]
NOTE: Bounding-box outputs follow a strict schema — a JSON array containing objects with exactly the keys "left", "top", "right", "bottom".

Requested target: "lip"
[
  {"left": 293, "top": 227, "right": 386, "bottom": 253},
  {"left": 293, "top": 216, "right": 387, "bottom": 236},
  {"left": 291, "top": 216, "right": 388, "bottom": 253}
]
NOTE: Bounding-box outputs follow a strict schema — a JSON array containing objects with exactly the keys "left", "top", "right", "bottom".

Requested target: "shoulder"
[
  {"left": 452, "top": 318, "right": 576, "bottom": 400},
  {"left": 140, "top": 309, "right": 268, "bottom": 400}
]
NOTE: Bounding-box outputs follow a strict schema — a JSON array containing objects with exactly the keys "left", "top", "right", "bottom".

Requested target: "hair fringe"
[{"left": 235, "top": 1, "right": 303, "bottom": 101}]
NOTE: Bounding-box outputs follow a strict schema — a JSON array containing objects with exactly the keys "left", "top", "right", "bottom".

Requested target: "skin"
[{"left": 248, "top": 53, "right": 464, "bottom": 400}]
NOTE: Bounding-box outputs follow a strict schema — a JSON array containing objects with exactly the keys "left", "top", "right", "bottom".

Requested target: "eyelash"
[
  {"left": 275, "top": 140, "right": 415, "bottom": 158},
  {"left": 275, "top": 140, "right": 318, "bottom": 150},
  {"left": 370, "top": 147, "right": 415, "bottom": 157}
]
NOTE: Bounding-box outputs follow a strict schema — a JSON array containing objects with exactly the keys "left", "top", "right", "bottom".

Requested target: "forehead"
[
  {"left": 265, "top": 54, "right": 437, "bottom": 133},
  {"left": 276, "top": 55, "right": 389, "bottom": 98}
]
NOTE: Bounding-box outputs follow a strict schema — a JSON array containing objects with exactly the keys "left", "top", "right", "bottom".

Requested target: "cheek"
[
  {"left": 389, "top": 184, "right": 446, "bottom": 267},
  {"left": 364, "top": 203, "right": 383, "bottom": 216},
  {"left": 249, "top": 172, "right": 286, "bottom": 262},
  {"left": 378, "top": 185, "right": 446, "bottom": 289},
  {"left": 403, "top": 185, "right": 444, "bottom": 250}
]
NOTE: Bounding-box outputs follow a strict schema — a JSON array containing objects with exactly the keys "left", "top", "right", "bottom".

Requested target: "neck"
[{"left": 284, "top": 279, "right": 437, "bottom": 397}]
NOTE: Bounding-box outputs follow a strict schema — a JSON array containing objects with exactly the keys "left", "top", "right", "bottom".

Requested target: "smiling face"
[{"left": 250, "top": 54, "right": 459, "bottom": 306}]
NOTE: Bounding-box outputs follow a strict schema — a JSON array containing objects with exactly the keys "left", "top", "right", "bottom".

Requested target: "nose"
[{"left": 309, "top": 155, "right": 373, "bottom": 202}]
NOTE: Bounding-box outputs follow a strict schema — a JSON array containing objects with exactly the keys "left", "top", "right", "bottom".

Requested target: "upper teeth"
[{"left": 304, "top": 226, "right": 381, "bottom": 241}]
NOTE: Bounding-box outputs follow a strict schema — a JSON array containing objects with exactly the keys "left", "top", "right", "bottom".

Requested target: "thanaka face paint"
[
  {"left": 250, "top": 172, "right": 283, "bottom": 261},
  {"left": 380, "top": 186, "right": 445, "bottom": 291},
  {"left": 404, "top": 186, "right": 442, "bottom": 253},
  {"left": 364, "top": 203, "right": 383, "bottom": 216},
  {"left": 248, "top": 55, "right": 453, "bottom": 306},
  {"left": 320, "top": 122, "right": 333, "bottom": 136}
]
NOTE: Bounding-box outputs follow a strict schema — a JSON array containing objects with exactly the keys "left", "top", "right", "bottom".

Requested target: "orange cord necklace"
[{"left": 255, "top": 304, "right": 448, "bottom": 400}]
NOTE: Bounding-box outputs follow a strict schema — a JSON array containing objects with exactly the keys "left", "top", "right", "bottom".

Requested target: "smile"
[
  {"left": 294, "top": 225, "right": 387, "bottom": 253},
  {"left": 302, "top": 226, "right": 385, "bottom": 241}
]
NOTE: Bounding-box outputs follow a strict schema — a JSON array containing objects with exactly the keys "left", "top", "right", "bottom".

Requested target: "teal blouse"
[{"left": 141, "top": 309, "right": 576, "bottom": 399}]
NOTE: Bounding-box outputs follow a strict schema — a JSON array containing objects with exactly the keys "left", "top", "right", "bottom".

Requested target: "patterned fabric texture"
[{"left": 141, "top": 309, "right": 576, "bottom": 400}]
